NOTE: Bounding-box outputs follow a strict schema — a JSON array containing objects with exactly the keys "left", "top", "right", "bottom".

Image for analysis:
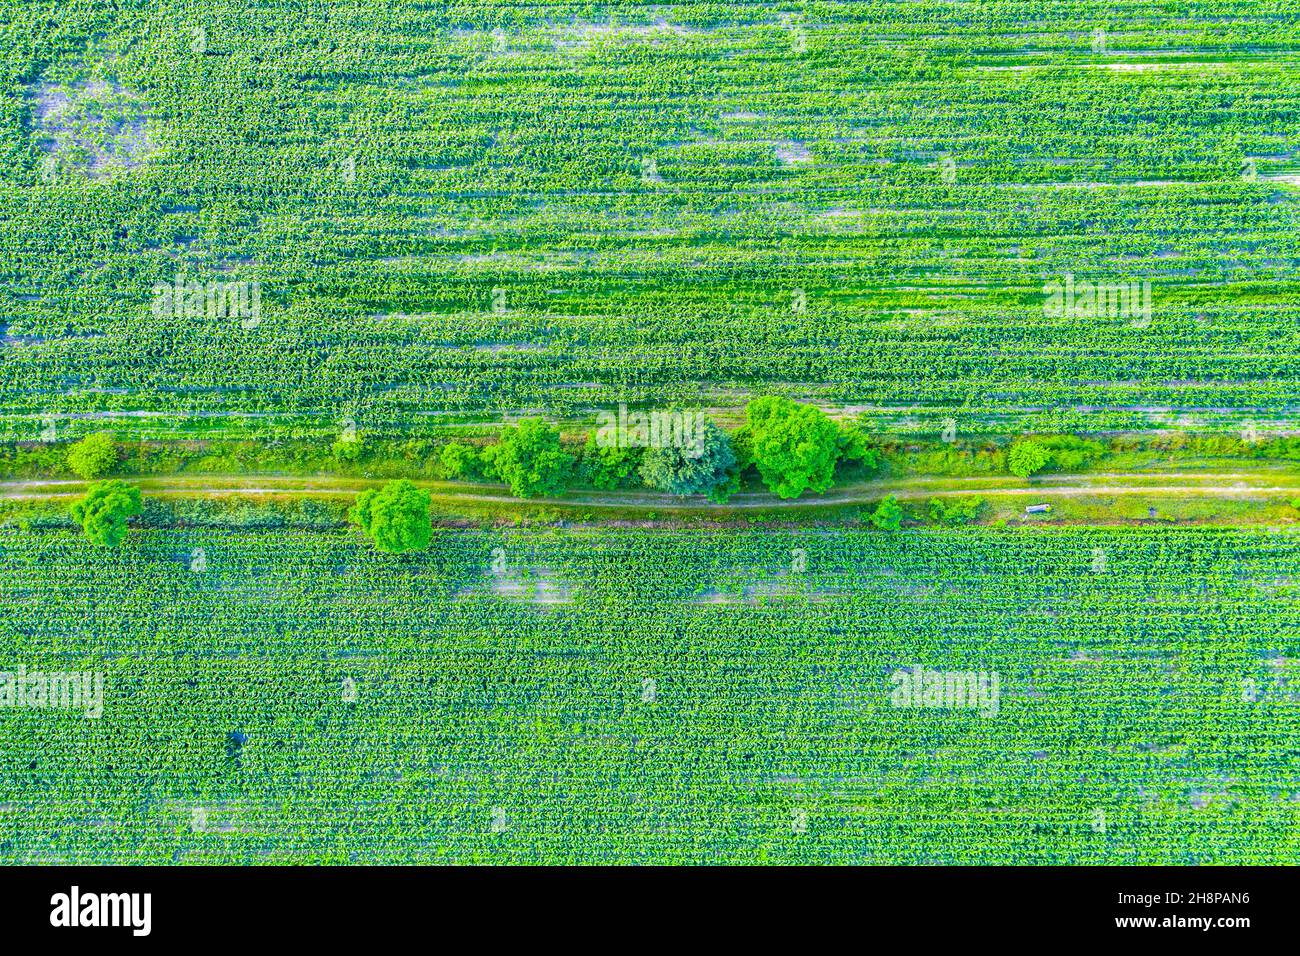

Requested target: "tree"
[
  {"left": 1008, "top": 439, "right": 1052, "bottom": 478},
  {"left": 836, "top": 422, "right": 882, "bottom": 472},
  {"left": 332, "top": 434, "right": 364, "bottom": 462},
  {"left": 69, "top": 479, "right": 141, "bottom": 547},
  {"left": 742, "top": 396, "right": 841, "bottom": 498},
  {"left": 439, "top": 442, "right": 482, "bottom": 480},
  {"left": 638, "top": 420, "right": 736, "bottom": 498},
  {"left": 66, "top": 432, "right": 118, "bottom": 480},
  {"left": 869, "top": 495, "right": 904, "bottom": 530},
  {"left": 349, "top": 479, "right": 431, "bottom": 553},
  {"left": 484, "top": 419, "right": 574, "bottom": 498},
  {"left": 579, "top": 433, "right": 641, "bottom": 490}
]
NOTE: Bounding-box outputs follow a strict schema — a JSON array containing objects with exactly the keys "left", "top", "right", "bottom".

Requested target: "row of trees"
[
  {"left": 440, "top": 396, "right": 879, "bottom": 503},
  {"left": 61, "top": 398, "right": 885, "bottom": 552},
  {"left": 57, "top": 399, "right": 1003, "bottom": 551},
  {"left": 352, "top": 397, "right": 887, "bottom": 551}
]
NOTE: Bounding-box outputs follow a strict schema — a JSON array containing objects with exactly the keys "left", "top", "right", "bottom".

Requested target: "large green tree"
[
  {"left": 638, "top": 419, "right": 736, "bottom": 499},
  {"left": 741, "top": 396, "right": 842, "bottom": 499},
  {"left": 482, "top": 419, "right": 574, "bottom": 498},
  {"left": 349, "top": 479, "right": 432, "bottom": 552},
  {"left": 70, "top": 479, "right": 142, "bottom": 547}
]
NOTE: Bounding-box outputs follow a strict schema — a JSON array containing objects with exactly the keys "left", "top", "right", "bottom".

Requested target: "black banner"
[{"left": 0, "top": 866, "right": 1287, "bottom": 943}]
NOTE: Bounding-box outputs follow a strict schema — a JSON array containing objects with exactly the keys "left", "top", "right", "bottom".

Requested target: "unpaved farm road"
[{"left": 2, "top": 471, "right": 1298, "bottom": 510}]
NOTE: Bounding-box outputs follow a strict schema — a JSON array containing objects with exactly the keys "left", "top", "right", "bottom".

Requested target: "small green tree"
[
  {"left": 349, "top": 479, "right": 431, "bottom": 552},
  {"left": 836, "top": 422, "right": 882, "bottom": 473},
  {"left": 486, "top": 419, "right": 574, "bottom": 498},
  {"left": 332, "top": 434, "right": 364, "bottom": 462},
  {"left": 439, "top": 441, "right": 482, "bottom": 480},
  {"left": 66, "top": 432, "right": 119, "bottom": 480},
  {"left": 638, "top": 420, "right": 736, "bottom": 498},
  {"left": 869, "top": 495, "right": 904, "bottom": 530},
  {"left": 1008, "top": 439, "right": 1052, "bottom": 478},
  {"left": 69, "top": 479, "right": 142, "bottom": 547},
  {"left": 742, "top": 396, "right": 842, "bottom": 499}
]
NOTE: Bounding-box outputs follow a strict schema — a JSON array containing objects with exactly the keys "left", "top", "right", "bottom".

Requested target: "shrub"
[
  {"left": 331, "top": 435, "right": 364, "bottom": 462},
  {"left": 439, "top": 442, "right": 482, "bottom": 480},
  {"left": 1038, "top": 435, "right": 1105, "bottom": 471},
  {"left": 66, "top": 432, "right": 119, "bottom": 479},
  {"left": 578, "top": 433, "right": 641, "bottom": 490},
  {"left": 836, "top": 423, "right": 882, "bottom": 473},
  {"left": 928, "top": 497, "right": 986, "bottom": 525},
  {"left": 869, "top": 495, "right": 904, "bottom": 530}
]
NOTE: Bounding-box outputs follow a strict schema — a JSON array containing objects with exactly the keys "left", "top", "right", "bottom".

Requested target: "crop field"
[
  {"left": 3, "top": 2, "right": 1300, "bottom": 437},
  {"left": 1, "top": 526, "right": 1298, "bottom": 864},
  {"left": 4, "top": 0, "right": 1300, "bottom": 883}
]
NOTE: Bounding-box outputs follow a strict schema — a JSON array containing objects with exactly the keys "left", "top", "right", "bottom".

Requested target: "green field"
[
  {"left": 2, "top": 526, "right": 1297, "bottom": 864},
  {"left": 4, "top": 2, "right": 1300, "bottom": 438},
  {"left": 5, "top": 1, "right": 1300, "bottom": 869}
]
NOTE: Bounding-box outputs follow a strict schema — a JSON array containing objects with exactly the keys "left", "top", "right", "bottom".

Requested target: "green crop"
[{"left": 0, "top": 526, "right": 1296, "bottom": 863}]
